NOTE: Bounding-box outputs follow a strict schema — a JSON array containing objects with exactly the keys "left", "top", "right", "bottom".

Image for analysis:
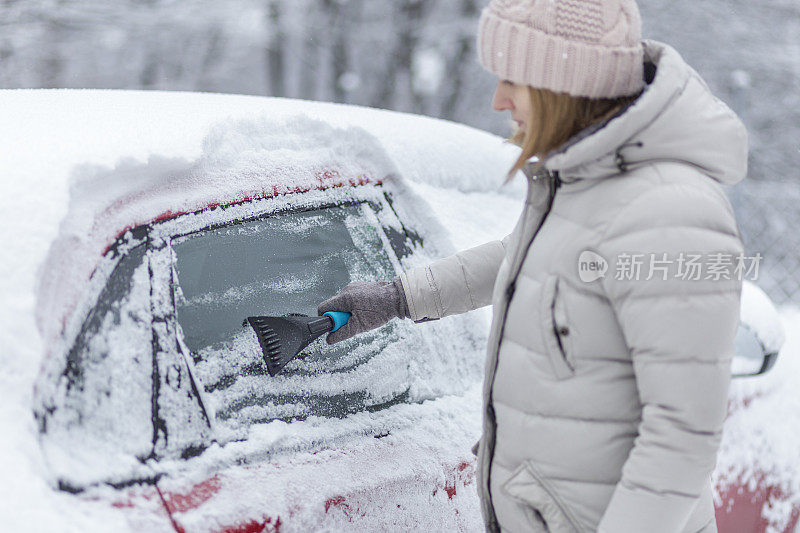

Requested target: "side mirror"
[
  {"left": 732, "top": 281, "right": 785, "bottom": 378},
  {"left": 732, "top": 324, "right": 779, "bottom": 377}
]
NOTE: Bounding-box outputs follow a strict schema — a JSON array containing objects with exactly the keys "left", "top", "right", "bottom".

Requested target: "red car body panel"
[
  {"left": 85, "top": 484, "right": 176, "bottom": 532},
  {"left": 152, "top": 437, "right": 479, "bottom": 532},
  {"left": 716, "top": 479, "right": 800, "bottom": 533},
  {"left": 712, "top": 395, "right": 800, "bottom": 532}
]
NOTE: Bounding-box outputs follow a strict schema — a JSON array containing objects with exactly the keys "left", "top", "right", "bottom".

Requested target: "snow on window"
[
  {"left": 40, "top": 244, "right": 154, "bottom": 486},
  {"left": 172, "top": 204, "right": 399, "bottom": 441},
  {"left": 171, "top": 202, "right": 483, "bottom": 446}
]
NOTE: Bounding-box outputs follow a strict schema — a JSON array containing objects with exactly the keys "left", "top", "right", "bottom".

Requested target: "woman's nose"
[{"left": 492, "top": 83, "right": 512, "bottom": 111}]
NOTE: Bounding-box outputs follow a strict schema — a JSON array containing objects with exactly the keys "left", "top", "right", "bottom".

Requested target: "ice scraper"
[{"left": 244, "top": 311, "right": 351, "bottom": 376}]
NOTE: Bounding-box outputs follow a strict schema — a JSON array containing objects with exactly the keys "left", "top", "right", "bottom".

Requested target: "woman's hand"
[{"left": 317, "top": 279, "right": 409, "bottom": 344}]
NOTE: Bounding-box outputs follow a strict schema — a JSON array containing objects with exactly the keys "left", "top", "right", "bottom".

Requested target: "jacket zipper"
[
  {"left": 507, "top": 170, "right": 561, "bottom": 300},
  {"left": 484, "top": 170, "right": 561, "bottom": 530}
]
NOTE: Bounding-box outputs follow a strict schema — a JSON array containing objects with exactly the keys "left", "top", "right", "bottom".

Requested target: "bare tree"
[
  {"left": 266, "top": 0, "right": 285, "bottom": 97},
  {"left": 322, "top": 0, "right": 348, "bottom": 103},
  {"left": 297, "top": 1, "right": 320, "bottom": 101},
  {"left": 370, "top": 0, "right": 427, "bottom": 112},
  {"left": 441, "top": 0, "right": 477, "bottom": 120}
]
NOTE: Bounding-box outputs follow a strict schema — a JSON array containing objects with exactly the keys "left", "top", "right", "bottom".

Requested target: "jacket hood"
[{"left": 541, "top": 39, "right": 748, "bottom": 185}]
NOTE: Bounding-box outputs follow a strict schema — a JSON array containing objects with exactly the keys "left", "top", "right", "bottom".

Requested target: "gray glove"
[{"left": 317, "top": 278, "right": 410, "bottom": 344}]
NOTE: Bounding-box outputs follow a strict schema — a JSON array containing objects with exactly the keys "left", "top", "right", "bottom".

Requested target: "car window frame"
[
  {"left": 40, "top": 183, "right": 427, "bottom": 489},
  {"left": 149, "top": 185, "right": 421, "bottom": 455},
  {"left": 37, "top": 229, "right": 162, "bottom": 492}
]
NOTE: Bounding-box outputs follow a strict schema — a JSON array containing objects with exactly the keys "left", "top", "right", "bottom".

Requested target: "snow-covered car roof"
[{"left": 0, "top": 89, "right": 520, "bottom": 531}]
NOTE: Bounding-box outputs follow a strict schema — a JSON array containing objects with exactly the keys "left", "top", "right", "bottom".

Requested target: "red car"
[{"left": 23, "top": 90, "right": 511, "bottom": 532}]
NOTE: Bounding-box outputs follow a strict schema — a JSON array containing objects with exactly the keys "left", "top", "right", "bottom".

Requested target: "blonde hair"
[{"left": 508, "top": 86, "right": 641, "bottom": 177}]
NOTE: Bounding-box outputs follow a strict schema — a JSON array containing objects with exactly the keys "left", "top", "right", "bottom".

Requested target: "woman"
[{"left": 319, "top": 1, "right": 747, "bottom": 531}]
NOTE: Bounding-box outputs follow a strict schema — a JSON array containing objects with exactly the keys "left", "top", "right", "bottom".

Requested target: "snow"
[
  {"left": 41, "top": 243, "right": 155, "bottom": 486},
  {"left": 716, "top": 304, "right": 800, "bottom": 531},
  {"left": 144, "top": 386, "right": 486, "bottom": 532},
  {"left": 412, "top": 48, "right": 446, "bottom": 96},
  {"left": 2, "top": 88, "right": 798, "bottom": 531},
  {"left": 739, "top": 279, "right": 786, "bottom": 355},
  {"left": 0, "top": 89, "right": 518, "bottom": 531}
]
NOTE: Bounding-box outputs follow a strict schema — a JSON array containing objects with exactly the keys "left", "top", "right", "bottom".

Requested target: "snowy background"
[
  {"left": 0, "top": 0, "right": 798, "bottom": 301},
  {"left": 1, "top": 0, "right": 800, "bottom": 531}
]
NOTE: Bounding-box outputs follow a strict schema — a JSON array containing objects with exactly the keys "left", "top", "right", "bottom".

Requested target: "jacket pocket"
[
  {"left": 502, "top": 461, "right": 583, "bottom": 533},
  {"left": 539, "top": 275, "right": 575, "bottom": 379}
]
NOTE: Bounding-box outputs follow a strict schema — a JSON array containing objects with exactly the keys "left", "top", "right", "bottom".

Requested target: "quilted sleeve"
[{"left": 399, "top": 235, "right": 510, "bottom": 322}]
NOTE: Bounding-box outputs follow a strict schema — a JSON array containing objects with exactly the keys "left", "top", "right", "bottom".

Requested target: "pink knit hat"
[{"left": 477, "top": 0, "right": 644, "bottom": 98}]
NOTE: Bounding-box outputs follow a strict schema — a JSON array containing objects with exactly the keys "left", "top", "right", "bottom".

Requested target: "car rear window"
[
  {"left": 171, "top": 203, "right": 410, "bottom": 441},
  {"left": 42, "top": 244, "right": 154, "bottom": 464}
]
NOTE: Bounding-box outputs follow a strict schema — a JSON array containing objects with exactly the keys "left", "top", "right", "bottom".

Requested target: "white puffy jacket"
[{"left": 400, "top": 40, "right": 747, "bottom": 533}]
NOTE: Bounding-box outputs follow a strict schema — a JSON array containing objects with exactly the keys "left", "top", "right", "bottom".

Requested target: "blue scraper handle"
[{"left": 323, "top": 311, "right": 351, "bottom": 333}]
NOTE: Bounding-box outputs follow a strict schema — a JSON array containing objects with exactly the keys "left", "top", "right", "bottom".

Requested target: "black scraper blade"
[{"left": 244, "top": 314, "right": 334, "bottom": 376}]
